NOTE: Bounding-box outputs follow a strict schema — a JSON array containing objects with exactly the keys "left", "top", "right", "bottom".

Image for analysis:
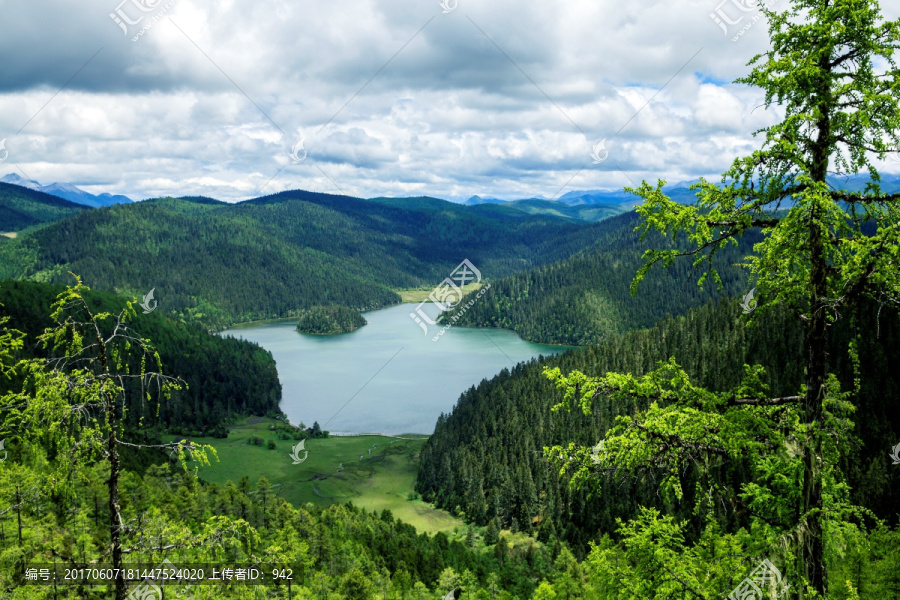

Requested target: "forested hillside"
[
  {"left": 5, "top": 284, "right": 896, "bottom": 600},
  {"left": 446, "top": 211, "right": 760, "bottom": 345},
  {"left": 0, "top": 188, "right": 608, "bottom": 330},
  {"left": 418, "top": 298, "right": 900, "bottom": 552},
  {"left": 463, "top": 199, "right": 627, "bottom": 223},
  {"left": 0, "top": 455, "right": 558, "bottom": 599},
  {"left": 0, "top": 182, "right": 88, "bottom": 231},
  {"left": 0, "top": 279, "right": 281, "bottom": 436}
]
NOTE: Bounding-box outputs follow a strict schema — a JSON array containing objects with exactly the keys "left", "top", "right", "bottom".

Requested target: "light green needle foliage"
[
  {"left": 1, "top": 275, "right": 218, "bottom": 599},
  {"left": 546, "top": 1, "right": 900, "bottom": 597}
]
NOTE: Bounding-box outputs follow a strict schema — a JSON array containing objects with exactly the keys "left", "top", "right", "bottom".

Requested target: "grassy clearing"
[
  {"left": 0, "top": 232, "right": 16, "bottom": 238},
  {"left": 174, "top": 417, "right": 462, "bottom": 533},
  {"left": 396, "top": 282, "right": 483, "bottom": 303}
]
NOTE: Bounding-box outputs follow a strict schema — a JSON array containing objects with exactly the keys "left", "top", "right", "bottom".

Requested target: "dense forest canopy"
[
  {"left": 0, "top": 190, "right": 610, "bottom": 330},
  {"left": 296, "top": 305, "right": 367, "bottom": 335},
  {"left": 0, "top": 182, "right": 88, "bottom": 231},
  {"left": 541, "top": 0, "right": 900, "bottom": 596},
  {"left": 420, "top": 298, "right": 899, "bottom": 547},
  {"left": 0, "top": 282, "right": 598, "bottom": 600},
  {"left": 429, "top": 1, "right": 900, "bottom": 597},
  {"left": 446, "top": 211, "right": 762, "bottom": 346},
  {"left": 2, "top": 0, "right": 900, "bottom": 598}
]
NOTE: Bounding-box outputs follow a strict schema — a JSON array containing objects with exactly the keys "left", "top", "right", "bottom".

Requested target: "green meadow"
[
  {"left": 174, "top": 417, "right": 462, "bottom": 533},
  {"left": 396, "top": 282, "right": 482, "bottom": 303}
]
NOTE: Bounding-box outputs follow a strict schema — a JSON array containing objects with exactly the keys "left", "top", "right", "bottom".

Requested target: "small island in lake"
[{"left": 296, "top": 305, "right": 367, "bottom": 335}]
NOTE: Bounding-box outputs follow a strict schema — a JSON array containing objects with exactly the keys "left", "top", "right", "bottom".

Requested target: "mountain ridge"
[
  {"left": 0, "top": 188, "right": 609, "bottom": 329},
  {"left": 0, "top": 172, "right": 133, "bottom": 207},
  {"left": 0, "top": 181, "right": 90, "bottom": 231}
]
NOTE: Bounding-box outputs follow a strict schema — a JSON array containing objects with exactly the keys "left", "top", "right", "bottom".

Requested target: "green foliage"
[
  {"left": 465, "top": 198, "right": 628, "bottom": 224},
  {"left": 274, "top": 422, "right": 309, "bottom": 440},
  {"left": 418, "top": 298, "right": 900, "bottom": 553},
  {"left": 0, "top": 191, "right": 612, "bottom": 330},
  {"left": 446, "top": 212, "right": 758, "bottom": 346},
  {"left": 0, "top": 279, "right": 282, "bottom": 435},
  {"left": 484, "top": 519, "right": 500, "bottom": 546},
  {"left": 545, "top": 1, "right": 900, "bottom": 595},
  {"left": 297, "top": 305, "right": 367, "bottom": 335},
  {"left": 0, "top": 281, "right": 556, "bottom": 599},
  {"left": 0, "top": 277, "right": 219, "bottom": 598},
  {"left": 0, "top": 446, "right": 559, "bottom": 599}
]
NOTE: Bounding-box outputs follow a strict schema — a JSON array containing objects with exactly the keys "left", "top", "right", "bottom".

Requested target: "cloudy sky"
[{"left": 1, "top": 0, "right": 898, "bottom": 202}]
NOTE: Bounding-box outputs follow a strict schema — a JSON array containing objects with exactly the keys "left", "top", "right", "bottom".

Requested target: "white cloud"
[{"left": 0, "top": 0, "right": 898, "bottom": 201}]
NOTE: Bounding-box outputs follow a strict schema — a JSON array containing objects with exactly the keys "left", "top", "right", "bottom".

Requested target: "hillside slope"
[
  {"left": 463, "top": 198, "right": 628, "bottom": 223},
  {"left": 0, "top": 189, "right": 607, "bottom": 329},
  {"left": 419, "top": 298, "right": 900, "bottom": 552},
  {"left": 0, "top": 182, "right": 89, "bottom": 231},
  {"left": 445, "top": 211, "right": 760, "bottom": 346},
  {"left": 0, "top": 279, "right": 281, "bottom": 435},
  {"left": 0, "top": 173, "right": 133, "bottom": 207}
]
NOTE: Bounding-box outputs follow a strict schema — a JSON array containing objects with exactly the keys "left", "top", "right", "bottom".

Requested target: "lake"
[{"left": 221, "top": 303, "right": 568, "bottom": 435}]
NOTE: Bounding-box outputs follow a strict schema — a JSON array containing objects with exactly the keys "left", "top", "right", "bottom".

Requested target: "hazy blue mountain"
[
  {"left": 466, "top": 198, "right": 628, "bottom": 223},
  {"left": 462, "top": 195, "right": 509, "bottom": 206},
  {"left": 557, "top": 189, "right": 634, "bottom": 205},
  {"left": 558, "top": 182, "right": 696, "bottom": 206},
  {"left": 554, "top": 173, "right": 900, "bottom": 206},
  {"left": 0, "top": 173, "right": 132, "bottom": 208}
]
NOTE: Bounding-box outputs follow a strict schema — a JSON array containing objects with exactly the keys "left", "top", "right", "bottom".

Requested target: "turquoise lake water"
[{"left": 221, "top": 303, "right": 568, "bottom": 434}]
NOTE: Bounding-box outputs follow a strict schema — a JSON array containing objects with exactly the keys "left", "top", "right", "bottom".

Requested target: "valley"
[
  {"left": 2, "top": 162, "right": 899, "bottom": 598},
  {"left": 172, "top": 418, "right": 459, "bottom": 534},
  {"left": 0, "top": 186, "right": 615, "bottom": 330}
]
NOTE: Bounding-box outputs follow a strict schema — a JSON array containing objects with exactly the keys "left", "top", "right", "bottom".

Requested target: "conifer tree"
[{"left": 546, "top": 1, "right": 900, "bottom": 596}]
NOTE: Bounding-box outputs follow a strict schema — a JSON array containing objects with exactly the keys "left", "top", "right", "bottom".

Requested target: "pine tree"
[
  {"left": 1, "top": 278, "right": 216, "bottom": 599},
  {"left": 484, "top": 518, "right": 500, "bottom": 546},
  {"left": 465, "top": 525, "right": 476, "bottom": 549}
]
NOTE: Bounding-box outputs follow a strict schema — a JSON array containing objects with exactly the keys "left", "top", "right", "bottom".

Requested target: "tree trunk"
[
  {"left": 92, "top": 314, "right": 127, "bottom": 600},
  {"left": 802, "top": 68, "right": 831, "bottom": 595},
  {"left": 16, "top": 484, "right": 22, "bottom": 545},
  {"left": 802, "top": 240, "right": 827, "bottom": 595},
  {"left": 109, "top": 403, "right": 126, "bottom": 600}
]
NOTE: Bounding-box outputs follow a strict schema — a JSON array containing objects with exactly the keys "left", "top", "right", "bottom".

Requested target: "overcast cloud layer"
[{"left": 1, "top": 0, "right": 898, "bottom": 202}]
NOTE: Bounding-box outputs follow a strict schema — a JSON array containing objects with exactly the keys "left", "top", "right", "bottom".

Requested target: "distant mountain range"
[
  {"left": 5, "top": 168, "right": 900, "bottom": 218},
  {"left": 463, "top": 173, "right": 900, "bottom": 207},
  {"left": 462, "top": 182, "right": 692, "bottom": 208},
  {"left": 0, "top": 173, "right": 132, "bottom": 208}
]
